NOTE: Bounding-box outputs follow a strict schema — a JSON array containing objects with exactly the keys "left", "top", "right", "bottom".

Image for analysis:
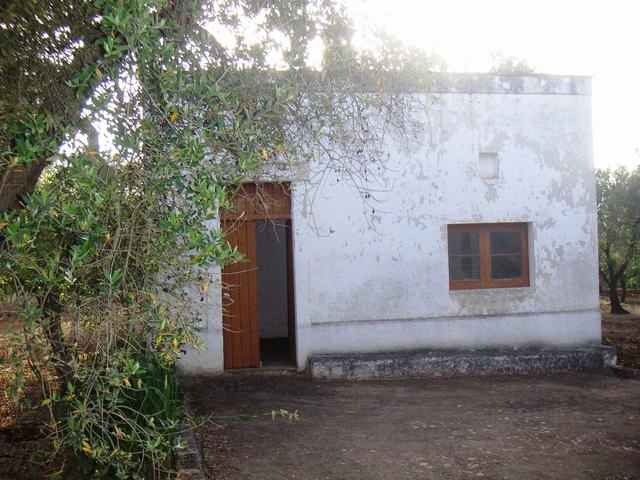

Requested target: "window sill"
[{"left": 448, "top": 285, "right": 535, "bottom": 295}]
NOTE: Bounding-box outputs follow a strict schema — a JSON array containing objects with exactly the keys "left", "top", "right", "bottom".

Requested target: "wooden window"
[{"left": 448, "top": 223, "right": 529, "bottom": 290}]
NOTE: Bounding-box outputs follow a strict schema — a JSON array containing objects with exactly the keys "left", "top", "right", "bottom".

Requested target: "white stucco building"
[{"left": 179, "top": 73, "right": 605, "bottom": 376}]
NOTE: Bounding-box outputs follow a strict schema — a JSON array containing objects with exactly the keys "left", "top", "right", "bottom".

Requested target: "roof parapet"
[{"left": 424, "top": 73, "right": 591, "bottom": 95}]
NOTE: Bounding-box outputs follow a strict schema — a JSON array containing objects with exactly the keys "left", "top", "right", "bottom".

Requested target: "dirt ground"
[
  {"left": 602, "top": 299, "right": 640, "bottom": 369},
  {"left": 185, "top": 372, "right": 640, "bottom": 480},
  {"left": 2, "top": 300, "right": 640, "bottom": 479}
]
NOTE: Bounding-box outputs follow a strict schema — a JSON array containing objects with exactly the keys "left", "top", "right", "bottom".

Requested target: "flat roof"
[
  {"left": 226, "top": 70, "right": 591, "bottom": 96},
  {"left": 424, "top": 73, "right": 591, "bottom": 95}
]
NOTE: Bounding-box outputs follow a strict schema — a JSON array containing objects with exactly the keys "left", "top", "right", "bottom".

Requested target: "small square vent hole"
[{"left": 479, "top": 152, "right": 499, "bottom": 180}]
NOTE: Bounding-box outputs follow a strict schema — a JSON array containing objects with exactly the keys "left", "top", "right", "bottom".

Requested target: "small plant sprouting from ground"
[{"left": 187, "top": 410, "right": 299, "bottom": 467}]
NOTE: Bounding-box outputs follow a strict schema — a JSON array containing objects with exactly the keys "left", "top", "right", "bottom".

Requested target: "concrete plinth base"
[{"left": 308, "top": 346, "right": 617, "bottom": 381}]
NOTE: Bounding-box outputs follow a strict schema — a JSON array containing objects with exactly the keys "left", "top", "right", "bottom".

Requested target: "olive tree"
[
  {"left": 596, "top": 166, "right": 640, "bottom": 314},
  {"left": 0, "top": 0, "right": 439, "bottom": 477},
  {"left": 488, "top": 52, "right": 534, "bottom": 74}
]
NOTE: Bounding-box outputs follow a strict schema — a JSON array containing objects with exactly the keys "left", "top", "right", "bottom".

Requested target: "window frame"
[{"left": 447, "top": 223, "right": 530, "bottom": 290}]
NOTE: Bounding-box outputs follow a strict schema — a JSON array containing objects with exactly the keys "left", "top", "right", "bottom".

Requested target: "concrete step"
[{"left": 308, "top": 346, "right": 616, "bottom": 380}]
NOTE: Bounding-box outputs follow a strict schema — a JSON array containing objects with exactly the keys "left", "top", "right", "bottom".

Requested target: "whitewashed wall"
[
  {"left": 177, "top": 218, "right": 225, "bottom": 374},
  {"left": 179, "top": 74, "right": 601, "bottom": 374},
  {"left": 292, "top": 75, "right": 600, "bottom": 369}
]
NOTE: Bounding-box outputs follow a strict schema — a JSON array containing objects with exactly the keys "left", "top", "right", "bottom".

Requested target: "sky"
[{"left": 348, "top": 0, "right": 639, "bottom": 170}]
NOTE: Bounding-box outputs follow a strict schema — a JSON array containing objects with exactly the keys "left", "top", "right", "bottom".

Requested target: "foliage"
[
  {"left": 596, "top": 166, "right": 640, "bottom": 313},
  {"left": 0, "top": 0, "right": 438, "bottom": 478},
  {"left": 0, "top": 1, "right": 105, "bottom": 211},
  {"left": 624, "top": 257, "right": 640, "bottom": 291},
  {"left": 488, "top": 52, "right": 535, "bottom": 74}
]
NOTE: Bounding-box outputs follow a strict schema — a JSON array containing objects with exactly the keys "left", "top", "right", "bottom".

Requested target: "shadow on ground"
[{"left": 184, "top": 372, "right": 640, "bottom": 480}]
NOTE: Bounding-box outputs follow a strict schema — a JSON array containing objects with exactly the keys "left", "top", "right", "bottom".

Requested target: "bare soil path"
[{"left": 184, "top": 372, "right": 640, "bottom": 480}]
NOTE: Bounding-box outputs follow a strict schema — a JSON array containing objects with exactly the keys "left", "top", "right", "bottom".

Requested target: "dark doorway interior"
[{"left": 255, "top": 220, "right": 294, "bottom": 367}]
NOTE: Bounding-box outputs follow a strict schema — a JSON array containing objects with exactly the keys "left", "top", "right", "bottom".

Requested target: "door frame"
[
  {"left": 220, "top": 182, "right": 295, "bottom": 369},
  {"left": 285, "top": 218, "right": 297, "bottom": 365}
]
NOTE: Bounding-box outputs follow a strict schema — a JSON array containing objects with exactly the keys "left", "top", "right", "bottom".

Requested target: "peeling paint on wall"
[
  {"left": 179, "top": 75, "right": 601, "bottom": 374},
  {"left": 291, "top": 77, "right": 599, "bottom": 368}
]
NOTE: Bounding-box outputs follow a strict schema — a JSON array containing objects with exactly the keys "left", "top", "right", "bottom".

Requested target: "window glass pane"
[
  {"left": 490, "top": 231, "right": 522, "bottom": 254},
  {"left": 448, "top": 231, "right": 479, "bottom": 255},
  {"left": 449, "top": 255, "right": 481, "bottom": 280},
  {"left": 491, "top": 254, "right": 523, "bottom": 279}
]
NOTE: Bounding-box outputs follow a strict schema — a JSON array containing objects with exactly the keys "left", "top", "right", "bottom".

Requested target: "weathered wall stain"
[
  {"left": 291, "top": 75, "right": 599, "bottom": 368},
  {"left": 178, "top": 74, "right": 601, "bottom": 374}
]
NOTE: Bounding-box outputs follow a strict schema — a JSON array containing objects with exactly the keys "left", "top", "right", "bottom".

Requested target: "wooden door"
[{"left": 221, "top": 220, "right": 260, "bottom": 369}]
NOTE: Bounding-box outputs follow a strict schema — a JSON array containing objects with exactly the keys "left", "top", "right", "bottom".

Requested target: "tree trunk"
[
  {"left": 603, "top": 245, "right": 630, "bottom": 315},
  {"left": 609, "top": 283, "right": 629, "bottom": 314},
  {"left": 0, "top": 161, "right": 48, "bottom": 213},
  {"left": 42, "top": 295, "right": 73, "bottom": 391},
  {"left": 620, "top": 275, "right": 627, "bottom": 303}
]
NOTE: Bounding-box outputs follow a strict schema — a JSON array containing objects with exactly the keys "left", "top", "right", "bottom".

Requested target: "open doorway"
[
  {"left": 255, "top": 220, "right": 294, "bottom": 367},
  {"left": 221, "top": 183, "right": 295, "bottom": 370}
]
